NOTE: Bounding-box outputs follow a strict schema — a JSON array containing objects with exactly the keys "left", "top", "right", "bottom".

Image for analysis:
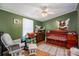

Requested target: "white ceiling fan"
[{"left": 40, "top": 6, "right": 55, "bottom": 17}]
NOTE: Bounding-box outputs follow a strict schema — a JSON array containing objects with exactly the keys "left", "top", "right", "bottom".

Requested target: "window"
[{"left": 23, "top": 18, "right": 33, "bottom": 36}]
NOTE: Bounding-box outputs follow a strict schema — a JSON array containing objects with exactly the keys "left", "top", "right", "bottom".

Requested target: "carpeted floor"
[
  {"left": 19, "top": 41, "right": 70, "bottom": 56},
  {"left": 37, "top": 43, "right": 70, "bottom": 56}
]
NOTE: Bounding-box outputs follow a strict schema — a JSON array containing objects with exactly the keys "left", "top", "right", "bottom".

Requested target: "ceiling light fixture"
[
  {"left": 41, "top": 6, "right": 48, "bottom": 17},
  {"left": 41, "top": 6, "right": 54, "bottom": 17},
  {"left": 41, "top": 10, "right": 48, "bottom": 17}
]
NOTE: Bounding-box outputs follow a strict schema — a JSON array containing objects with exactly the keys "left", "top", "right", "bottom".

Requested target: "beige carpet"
[{"left": 38, "top": 44, "right": 70, "bottom": 56}]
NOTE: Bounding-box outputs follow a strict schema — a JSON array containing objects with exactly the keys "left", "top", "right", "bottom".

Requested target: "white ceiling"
[{"left": 0, "top": 3, "right": 78, "bottom": 22}]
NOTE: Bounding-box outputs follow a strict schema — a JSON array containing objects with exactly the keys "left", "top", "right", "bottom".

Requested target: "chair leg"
[
  {"left": 11, "top": 52, "right": 20, "bottom": 56},
  {"left": 29, "top": 49, "right": 32, "bottom": 55},
  {"left": 35, "top": 49, "right": 36, "bottom": 54},
  {"left": 15, "top": 52, "right": 18, "bottom": 56},
  {"left": 11, "top": 53, "right": 15, "bottom": 56}
]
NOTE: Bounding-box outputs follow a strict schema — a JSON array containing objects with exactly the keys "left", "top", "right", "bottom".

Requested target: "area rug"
[{"left": 37, "top": 43, "right": 69, "bottom": 56}]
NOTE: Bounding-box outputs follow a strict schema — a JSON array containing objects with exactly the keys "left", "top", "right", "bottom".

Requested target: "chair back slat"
[{"left": 1, "top": 33, "right": 13, "bottom": 47}]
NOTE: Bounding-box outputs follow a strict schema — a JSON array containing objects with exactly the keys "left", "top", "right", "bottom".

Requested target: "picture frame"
[{"left": 14, "top": 19, "right": 21, "bottom": 24}]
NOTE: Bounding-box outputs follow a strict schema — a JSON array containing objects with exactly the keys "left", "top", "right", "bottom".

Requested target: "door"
[{"left": 23, "top": 18, "right": 33, "bottom": 36}]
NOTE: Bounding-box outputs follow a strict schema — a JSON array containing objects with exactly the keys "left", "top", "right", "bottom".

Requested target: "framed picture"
[{"left": 14, "top": 19, "right": 21, "bottom": 24}]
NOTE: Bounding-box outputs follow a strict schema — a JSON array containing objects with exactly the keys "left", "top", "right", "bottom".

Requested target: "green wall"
[
  {"left": 77, "top": 4, "right": 79, "bottom": 46},
  {"left": 77, "top": 4, "right": 79, "bottom": 35},
  {"left": 43, "top": 11, "right": 78, "bottom": 32},
  {"left": 34, "top": 20, "right": 43, "bottom": 31},
  {"left": 0, "top": 10, "right": 43, "bottom": 39},
  {"left": 0, "top": 9, "right": 77, "bottom": 40}
]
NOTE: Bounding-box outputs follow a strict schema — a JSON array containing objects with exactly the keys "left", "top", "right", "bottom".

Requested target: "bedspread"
[{"left": 47, "top": 35, "right": 67, "bottom": 41}]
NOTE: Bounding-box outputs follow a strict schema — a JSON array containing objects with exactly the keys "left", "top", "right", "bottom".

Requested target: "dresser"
[{"left": 36, "top": 30, "right": 45, "bottom": 43}]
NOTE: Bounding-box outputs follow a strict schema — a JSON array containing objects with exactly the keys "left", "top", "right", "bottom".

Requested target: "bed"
[{"left": 46, "top": 29, "right": 78, "bottom": 48}]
